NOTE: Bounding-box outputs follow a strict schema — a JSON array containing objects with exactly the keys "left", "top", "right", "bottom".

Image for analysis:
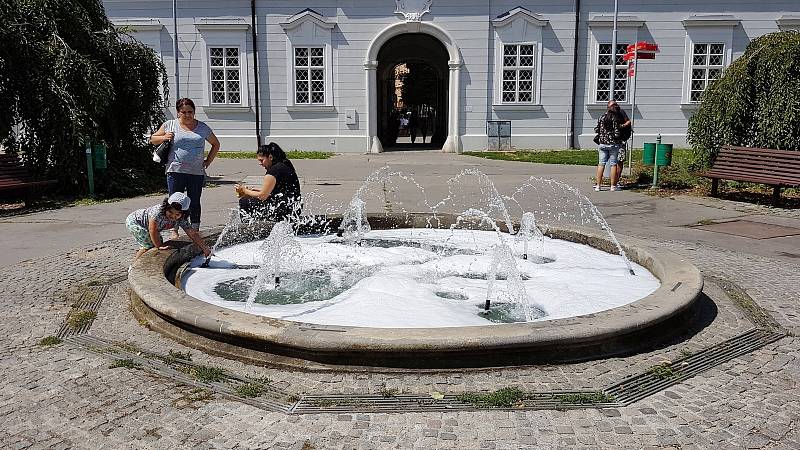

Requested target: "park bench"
[
  {"left": 701, "top": 145, "right": 800, "bottom": 206},
  {"left": 0, "top": 153, "right": 57, "bottom": 199}
]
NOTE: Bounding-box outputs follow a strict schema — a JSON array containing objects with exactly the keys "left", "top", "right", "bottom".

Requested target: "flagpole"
[{"left": 609, "top": 0, "right": 619, "bottom": 102}]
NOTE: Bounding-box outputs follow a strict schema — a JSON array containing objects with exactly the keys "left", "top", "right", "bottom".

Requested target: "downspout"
[
  {"left": 251, "top": 0, "right": 262, "bottom": 147},
  {"left": 173, "top": 0, "right": 180, "bottom": 98},
  {"left": 569, "top": 0, "right": 581, "bottom": 148}
]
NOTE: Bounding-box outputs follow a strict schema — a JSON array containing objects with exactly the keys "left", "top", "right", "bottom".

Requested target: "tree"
[
  {"left": 0, "top": 0, "right": 168, "bottom": 197},
  {"left": 687, "top": 31, "right": 800, "bottom": 169}
]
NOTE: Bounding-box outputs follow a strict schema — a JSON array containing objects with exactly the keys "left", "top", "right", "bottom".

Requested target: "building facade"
[{"left": 104, "top": 0, "right": 800, "bottom": 153}]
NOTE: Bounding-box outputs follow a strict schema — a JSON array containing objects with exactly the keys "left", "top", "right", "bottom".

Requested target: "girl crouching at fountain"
[
  {"left": 125, "top": 192, "right": 212, "bottom": 261},
  {"left": 235, "top": 142, "right": 302, "bottom": 222}
]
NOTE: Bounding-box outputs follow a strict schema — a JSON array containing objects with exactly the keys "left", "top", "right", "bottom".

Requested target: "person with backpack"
[
  {"left": 593, "top": 104, "right": 624, "bottom": 191},
  {"left": 608, "top": 101, "right": 632, "bottom": 188}
]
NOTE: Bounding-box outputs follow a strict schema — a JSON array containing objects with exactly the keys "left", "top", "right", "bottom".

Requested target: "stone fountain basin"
[{"left": 128, "top": 214, "right": 703, "bottom": 369}]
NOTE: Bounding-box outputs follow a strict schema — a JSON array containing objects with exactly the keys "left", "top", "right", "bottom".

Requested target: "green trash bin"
[
  {"left": 92, "top": 143, "right": 107, "bottom": 170},
  {"left": 656, "top": 143, "right": 673, "bottom": 166},
  {"left": 642, "top": 143, "right": 656, "bottom": 165}
]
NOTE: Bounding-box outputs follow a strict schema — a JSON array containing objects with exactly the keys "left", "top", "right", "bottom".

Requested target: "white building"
[{"left": 104, "top": 0, "right": 800, "bottom": 153}]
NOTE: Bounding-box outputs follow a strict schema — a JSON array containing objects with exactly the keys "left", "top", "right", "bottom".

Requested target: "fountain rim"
[{"left": 128, "top": 213, "right": 703, "bottom": 365}]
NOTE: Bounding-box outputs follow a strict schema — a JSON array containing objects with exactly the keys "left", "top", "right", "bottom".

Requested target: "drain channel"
[
  {"left": 606, "top": 328, "right": 785, "bottom": 405},
  {"left": 56, "top": 285, "right": 107, "bottom": 338},
  {"left": 68, "top": 334, "right": 292, "bottom": 413}
]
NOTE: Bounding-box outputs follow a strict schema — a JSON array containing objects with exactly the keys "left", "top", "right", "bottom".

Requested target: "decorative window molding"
[
  {"left": 588, "top": 15, "right": 645, "bottom": 28},
  {"left": 777, "top": 15, "right": 800, "bottom": 31},
  {"left": 682, "top": 15, "right": 740, "bottom": 28},
  {"left": 491, "top": 8, "right": 547, "bottom": 108},
  {"left": 680, "top": 16, "right": 737, "bottom": 105},
  {"left": 280, "top": 8, "right": 335, "bottom": 31},
  {"left": 281, "top": 9, "right": 335, "bottom": 109},
  {"left": 112, "top": 19, "right": 163, "bottom": 56},
  {"left": 587, "top": 17, "right": 642, "bottom": 105},
  {"left": 492, "top": 7, "right": 547, "bottom": 28},
  {"left": 195, "top": 20, "right": 251, "bottom": 108}
]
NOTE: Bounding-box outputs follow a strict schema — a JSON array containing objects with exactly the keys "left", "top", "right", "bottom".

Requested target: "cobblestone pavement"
[{"left": 2, "top": 223, "right": 799, "bottom": 448}]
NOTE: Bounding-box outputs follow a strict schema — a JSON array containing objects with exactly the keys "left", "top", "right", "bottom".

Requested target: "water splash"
[
  {"left": 507, "top": 176, "right": 635, "bottom": 275},
  {"left": 245, "top": 221, "right": 301, "bottom": 309},
  {"left": 516, "top": 211, "right": 547, "bottom": 263}
]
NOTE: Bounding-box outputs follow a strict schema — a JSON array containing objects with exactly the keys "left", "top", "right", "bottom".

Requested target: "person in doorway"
[
  {"left": 235, "top": 142, "right": 303, "bottom": 222},
  {"left": 419, "top": 113, "right": 428, "bottom": 144},
  {"left": 125, "top": 192, "right": 211, "bottom": 262},
  {"left": 608, "top": 100, "right": 632, "bottom": 188},
  {"left": 150, "top": 98, "right": 221, "bottom": 238},
  {"left": 593, "top": 106, "right": 623, "bottom": 191},
  {"left": 409, "top": 110, "right": 419, "bottom": 144}
]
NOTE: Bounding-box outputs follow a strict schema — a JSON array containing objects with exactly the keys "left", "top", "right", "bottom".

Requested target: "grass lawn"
[
  {"left": 212, "top": 150, "right": 334, "bottom": 159},
  {"left": 464, "top": 148, "right": 691, "bottom": 166}
]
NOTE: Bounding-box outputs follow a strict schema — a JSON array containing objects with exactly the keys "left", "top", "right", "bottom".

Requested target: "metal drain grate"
[
  {"left": 291, "top": 391, "right": 620, "bottom": 414},
  {"left": 56, "top": 285, "right": 107, "bottom": 338},
  {"left": 68, "top": 334, "right": 292, "bottom": 413},
  {"left": 606, "top": 328, "right": 785, "bottom": 406}
]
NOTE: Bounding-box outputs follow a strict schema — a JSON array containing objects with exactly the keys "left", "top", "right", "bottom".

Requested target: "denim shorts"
[{"left": 598, "top": 144, "right": 620, "bottom": 165}]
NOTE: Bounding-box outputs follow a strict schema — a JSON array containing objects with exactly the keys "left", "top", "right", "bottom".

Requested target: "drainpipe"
[
  {"left": 569, "top": 0, "right": 581, "bottom": 148},
  {"left": 173, "top": 0, "right": 179, "bottom": 99},
  {"left": 251, "top": 0, "right": 262, "bottom": 147}
]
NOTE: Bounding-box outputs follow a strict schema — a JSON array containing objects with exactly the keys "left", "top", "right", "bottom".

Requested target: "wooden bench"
[
  {"left": 0, "top": 153, "right": 57, "bottom": 198},
  {"left": 701, "top": 145, "right": 800, "bottom": 206}
]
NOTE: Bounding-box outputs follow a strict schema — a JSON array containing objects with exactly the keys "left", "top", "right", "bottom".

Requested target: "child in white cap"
[{"left": 125, "top": 192, "right": 212, "bottom": 261}]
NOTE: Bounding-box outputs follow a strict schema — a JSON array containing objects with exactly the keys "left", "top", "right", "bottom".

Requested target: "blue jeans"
[{"left": 167, "top": 172, "right": 204, "bottom": 228}]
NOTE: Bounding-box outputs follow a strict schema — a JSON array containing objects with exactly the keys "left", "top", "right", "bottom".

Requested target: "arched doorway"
[
  {"left": 376, "top": 34, "right": 448, "bottom": 150},
  {"left": 364, "top": 22, "right": 462, "bottom": 154}
]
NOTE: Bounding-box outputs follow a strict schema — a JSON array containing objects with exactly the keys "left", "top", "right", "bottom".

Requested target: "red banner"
[
  {"left": 626, "top": 41, "right": 659, "bottom": 53},
  {"left": 624, "top": 51, "right": 656, "bottom": 61}
]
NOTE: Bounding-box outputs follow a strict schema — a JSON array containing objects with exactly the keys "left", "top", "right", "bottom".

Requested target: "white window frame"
[
  {"left": 280, "top": 10, "right": 335, "bottom": 111},
  {"left": 681, "top": 16, "right": 738, "bottom": 107},
  {"left": 499, "top": 43, "right": 537, "bottom": 104},
  {"left": 195, "top": 21, "right": 251, "bottom": 110},
  {"left": 587, "top": 16, "right": 643, "bottom": 108},
  {"left": 292, "top": 46, "right": 327, "bottom": 105},
  {"left": 491, "top": 8, "right": 547, "bottom": 110},
  {"left": 594, "top": 41, "right": 630, "bottom": 103},
  {"left": 688, "top": 43, "right": 725, "bottom": 103},
  {"left": 208, "top": 46, "right": 243, "bottom": 105}
]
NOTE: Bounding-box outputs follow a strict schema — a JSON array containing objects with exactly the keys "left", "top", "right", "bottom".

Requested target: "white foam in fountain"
[{"left": 182, "top": 228, "right": 660, "bottom": 328}]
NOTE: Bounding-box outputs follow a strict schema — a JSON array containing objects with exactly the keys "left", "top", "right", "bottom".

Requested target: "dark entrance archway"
[{"left": 376, "top": 33, "right": 449, "bottom": 150}]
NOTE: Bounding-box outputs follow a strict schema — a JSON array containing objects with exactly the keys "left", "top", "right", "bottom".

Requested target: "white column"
[
  {"left": 442, "top": 61, "right": 462, "bottom": 153},
  {"left": 364, "top": 60, "right": 383, "bottom": 154}
]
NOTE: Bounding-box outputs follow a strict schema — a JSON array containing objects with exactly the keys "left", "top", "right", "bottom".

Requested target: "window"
[
  {"left": 294, "top": 47, "right": 325, "bottom": 105},
  {"left": 596, "top": 43, "right": 629, "bottom": 102},
  {"left": 209, "top": 47, "right": 241, "bottom": 104},
  {"left": 500, "top": 44, "right": 535, "bottom": 103},
  {"left": 689, "top": 43, "right": 724, "bottom": 102}
]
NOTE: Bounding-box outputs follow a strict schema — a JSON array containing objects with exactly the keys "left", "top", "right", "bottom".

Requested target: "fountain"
[{"left": 128, "top": 168, "right": 703, "bottom": 369}]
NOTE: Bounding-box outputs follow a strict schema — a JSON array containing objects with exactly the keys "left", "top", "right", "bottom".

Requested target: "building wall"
[{"left": 103, "top": 0, "right": 798, "bottom": 152}]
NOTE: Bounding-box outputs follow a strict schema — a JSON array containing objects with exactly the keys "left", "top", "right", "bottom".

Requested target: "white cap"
[{"left": 168, "top": 192, "right": 191, "bottom": 211}]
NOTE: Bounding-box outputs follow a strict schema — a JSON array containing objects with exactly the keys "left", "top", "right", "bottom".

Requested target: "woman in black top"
[{"left": 235, "top": 143, "right": 302, "bottom": 221}]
